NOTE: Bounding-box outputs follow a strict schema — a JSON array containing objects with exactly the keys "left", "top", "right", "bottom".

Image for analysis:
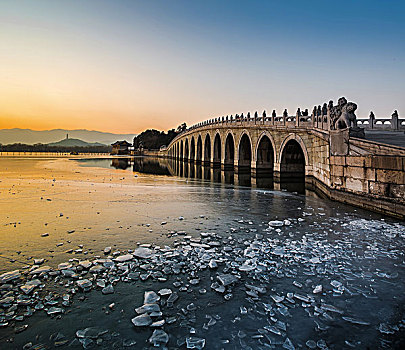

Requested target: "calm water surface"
[{"left": 0, "top": 157, "right": 404, "bottom": 349}]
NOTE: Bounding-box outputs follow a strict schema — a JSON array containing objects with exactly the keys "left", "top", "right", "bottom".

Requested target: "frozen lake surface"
[{"left": 0, "top": 157, "right": 404, "bottom": 349}]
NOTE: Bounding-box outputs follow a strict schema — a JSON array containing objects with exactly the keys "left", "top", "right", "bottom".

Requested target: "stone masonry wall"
[{"left": 329, "top": 155, "right": 405, "bottom": 217}]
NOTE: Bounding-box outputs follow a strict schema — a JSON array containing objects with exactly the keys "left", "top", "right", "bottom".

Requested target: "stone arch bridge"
[
  {"left": 166, "top": 119, "right": 321, "bottom": 180},
  {"left": 161, "top": 103, "right": 405, "bottom": 218}
]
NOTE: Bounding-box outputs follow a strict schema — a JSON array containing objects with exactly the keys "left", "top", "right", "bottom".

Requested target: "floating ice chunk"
[
  {"left": 20, "top": 279, "right": 41, "bottom": 294},
  {"left": 283, "top": 337, "right": 295, "bottom": 350},
  {"left": 158, "top": 288, "right": 172, "bottom": 296},
  {"left": 89, "top": 265, "right": 104, "bottom": 273},
  {"left": 133, "top": 247, "right": 153, "bottom": 259},
  {"left": 102, "top": 285, "right": 114, "bottom": 295},
  {"left": 0, "top": 270, "right": 21, "bottom": 283},
  {"left": 321, "top": 303, "right": 343, "bottom": 314},
  {"left": 330, "top": 280, "right": 342, "bottom": 289},
  {"left": 217, "top": 274, "right": 238, "bottom": 286},
  {"left": 135, "top": 303, "right": 160, "bottom": 314},
  {"left": 149, "top": 329, "right": 169, "bottom": 346},
  {"left": 30, "top": 266, "right": 52, "bottom": 275},
  {"left": 263, "top": 325, "right": 281, "bottom": 336},
  {"left": 263, "top": 303, "right": 272, "bottom": 312},
  {"left": 47, "top": 307, "right": 64, "bottom": 315},
  {"left": 269, "top": 220, "right": 284, "bottom": 227},
  {"left": 270, "top": 295, "right": 284, "bottom": 303},
  {"left": 342, "top": 316, "right": 370, "bottom": 325},
  {"left": 76, "top": 279, "right": 92, "bottom": 291},
  {"left": 208, "top": 260, "right": 218, "bottom": 269},
  {"left": 239, "top": 263, "right": 256, "bottom": 272},
  {"left": 131, "top": 314, "right": 152, "bottom": 327},
  {"left": 378, "top": 323, "right": 395, "bottom": 334},
  {"left": 313, "top": 285, "right": 322, "bottom": 294},
  {"left": 123, "top": 339, "right": 136, "bottom": 347},
  {"left": 292, "top": 281, "right": 302, "bottom": 288},
  {"left": 76, "top": 327, "right": 108, "bottom": 339},
  {"left": 79, "top": 260, "right": 92, "bottom": 269},
  {"left": 114, "top": 254, "right": 133, "bottom": 262},
  {"left": 273, "top": 247, "right": 285, "bottom": 256},
  {"left": 144, "top": 291, "right": 160, "bottom": 304},
  {"left": 294, "top": 293, "right": 310, "bottom": 303},
  {"left": 245, "top": 284, "right": 267, "bottom": 294},
  {"left": 186, "top": 337, "right": 205, "bottom": 349},
  {"left": 58, "top": 263, "right": 72, "bottom": 270},
  {"left": 275, "top": 320, "right": 286, "bottom": 331},
  {"left": 151, "top": 319, "right": 165, "bottom": 327},
  {"left": 167, "top": 292, "right": 179, "bottom": 306},
  {"left": 305, "top": 340, "right": 317, "bottom": 349},
  {"left": 211, "top": 282, "right": 225, "bottom": 294}
]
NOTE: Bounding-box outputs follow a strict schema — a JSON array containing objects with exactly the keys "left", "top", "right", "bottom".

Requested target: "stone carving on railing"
[
  {"left": 283, "top": 109, "right": 288, "bottom": 119},
  {"left": 322, "top": 103, "right": 328, "bottom": 116},
  {"left": 312, "top": 106, "right": 317, "bottom": 118},
  {"left": 272, "top": 110, "right": 276, "bottom": 120},
  {"left": 329, "top": 97, "right": 357, "bottom": 130}
]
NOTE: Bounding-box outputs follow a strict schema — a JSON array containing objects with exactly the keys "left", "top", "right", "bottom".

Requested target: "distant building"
[{"left": 111, "top": 140, "right": 132, "bottom": 155}]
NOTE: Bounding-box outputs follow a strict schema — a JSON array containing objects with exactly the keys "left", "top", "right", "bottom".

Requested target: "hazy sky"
[{"left": 0, "top": 0, "right": 404, "bottom": 133}]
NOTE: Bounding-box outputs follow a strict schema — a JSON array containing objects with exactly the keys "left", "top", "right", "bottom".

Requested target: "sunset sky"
[{"left": 0, "top": 0, "right": 404, "bottom": 133}]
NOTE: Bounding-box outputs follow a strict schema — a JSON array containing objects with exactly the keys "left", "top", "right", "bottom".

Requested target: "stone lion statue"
[
  {"left": 335, "top": 102, "right": 357, "bottom": 129},
  {"left": 328, "top": 97, "right": 358, "bottom": 130}
]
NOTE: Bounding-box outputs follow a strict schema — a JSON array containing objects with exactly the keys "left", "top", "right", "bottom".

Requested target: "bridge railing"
[
  {"left": 185, "top": 113, "right": 330, "bottom": 132},
  {"left": 166, "top": 112, "right": 332, "bottom": 150},
  {"left": 357, "top": 115, "right": 405, "bottom": 131}
]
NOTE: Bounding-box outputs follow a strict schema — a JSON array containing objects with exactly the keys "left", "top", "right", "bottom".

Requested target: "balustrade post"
[{"left": 391, "top": 111, "right": 399, "bottom": 130}]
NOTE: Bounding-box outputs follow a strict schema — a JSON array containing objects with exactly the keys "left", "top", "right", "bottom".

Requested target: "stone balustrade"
[
  {"left": 357, "top": 115, "right": 405, "bottom": 130},
  {"left": 173, "top": 110, "right": 330, "bottom": 144}
]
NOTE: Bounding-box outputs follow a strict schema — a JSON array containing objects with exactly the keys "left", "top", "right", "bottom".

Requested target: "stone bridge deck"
[{"left": 160, "top": 111, "right": 405, "bottom": 219}]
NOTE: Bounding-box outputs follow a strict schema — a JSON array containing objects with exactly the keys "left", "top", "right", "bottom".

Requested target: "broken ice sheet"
[
  {"left": 144, "top": 291, "right": 160, "bottom": 304},
  {"left": 186, "top": 337, "right": 205, "bottom": 349}
]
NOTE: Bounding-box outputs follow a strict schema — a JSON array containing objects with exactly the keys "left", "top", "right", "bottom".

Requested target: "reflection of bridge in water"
[
  {"left": 110, "top": 157, "right": 306, "bottom": 193},
  {"left": 161, "top": 98, "right": 405, "bottom": 218},
  {"left": 111, "top": 157, "right": 171, "bottom": 176}
]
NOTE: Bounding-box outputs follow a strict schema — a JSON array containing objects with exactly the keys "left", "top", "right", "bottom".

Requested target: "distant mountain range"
[{"left": 0, "top": 128, "right": 136, "bottom": 145}]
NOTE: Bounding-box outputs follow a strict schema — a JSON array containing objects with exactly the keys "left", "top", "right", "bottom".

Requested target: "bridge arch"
[
  {"left": 237, "top": 131, "right": 252, "bottom": 171},
  {"left": 213, "top": 133, "right": 221, "bottom": 166},
  {"left": 204, "top": 133, "right": 211, "bottom": 164},
  {"left": 224, "top": 131, "right": 235, "bottom": 169},
  {"left": 184, "top": 138, "right": 189, "bottom": 161},
  {"left": 256, "top": 131, "right": 276, "bottom": 173},
  {"left": 196, "top": 135, "right": 203, "bottom": 163},
  {"left": 279, "top": 134, "right": 308, "bottom": 179},
  {"left": 190, "top": 137, "right": 196, "bottom": 162}
]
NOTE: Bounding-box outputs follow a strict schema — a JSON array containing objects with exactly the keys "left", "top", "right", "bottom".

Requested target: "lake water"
[{"left": 0, "top": 156, "right": 404, "bottom": 349}]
